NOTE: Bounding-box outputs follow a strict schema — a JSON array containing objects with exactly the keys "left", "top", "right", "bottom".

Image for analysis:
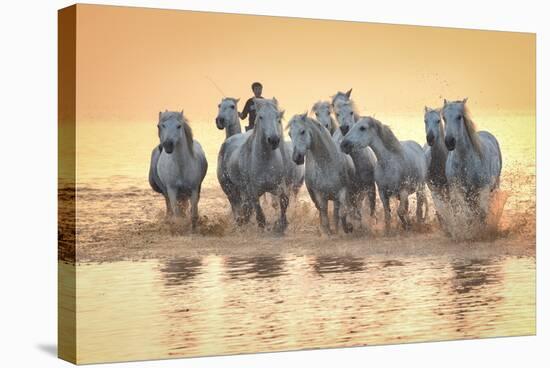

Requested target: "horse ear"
[
  {"left": 443, "top": 99, "right": 448, "bottom": 106},
  {"left": 272, "top": 97, "right": 278, "bottom": 106},
  {"left": 180, "top": 110, "right": 184, "bottom": 116},
  {"left": 159, "top": 111, "right": 162, "bottom": 121},
  {"left": 279, "top": 110, "right": 285, "bottom": 119},
  {"left": 462, "top": 97, "right": 468, "bottom": 104},
  {"left": 235, "top": 98, "right": 240, "bottom": 103},
  {"left": 346, "top": 88, "right": 352, "bottom": 98},
  {"left": 424, "top": 106, "right": 428, "bottom": 113}
]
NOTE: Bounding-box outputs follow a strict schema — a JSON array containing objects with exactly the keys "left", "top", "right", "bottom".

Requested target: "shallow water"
[
  {"left": 64, "top": 113, "right": 535, "bottom": 256},
  {"left": 68, "top": 254, "right": 535, "bottom": 363}
]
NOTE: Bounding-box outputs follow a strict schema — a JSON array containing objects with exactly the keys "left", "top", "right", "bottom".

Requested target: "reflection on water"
[
  {"left": 72, "top": 254, "right": 535, "bottom": 364},
  {"left": 225, "top": 256, "right": 286, "bottom": 279},
  {"left": 313, "top": 255, "right": 365, "bottom": 275}
]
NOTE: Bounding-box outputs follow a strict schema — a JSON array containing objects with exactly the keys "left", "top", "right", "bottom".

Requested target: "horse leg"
[
  {"left": 349, "top": 190, "right": 364, "bottom": 229},
  {"left": 167, "top": 187, "right": 181, "bottom": 218},
  {"left": 379, "top": 189, "right": 392, "bottom": 234},
  {"left": 164, "top": 195, "right": 173, "bottom": 218},
  {"left": 416, "top": 187, "right": 427, "bottom": 224},
  {"left": 238, "top": 192, "right": 253, "bottom": 225},
  {"left": 253, "top": 196, "right": 266, "bottom": 229},
  {"left": 338, "top": 190, "right": 353, "bottom": 234},
  {"left": 179, "top": 198, "right": 189, "bottom": 218},
  {"left": 397, "top": 190, "right": 411, "bottom": 230},
  {"left": 274, "top": 191, "right": 289, "bottom": 234},
  {"left": 315, "top": 192, "right": 331, "bottom": 234},
  {"left": 367, "top": 184, "right": 377, "bottom": 219},
  {"left": 333, "top": 199, "right": 340, "bottom": 233},
  {"left": 190, "top": 189, "right": 200, "bottom": 231},
  {"left": 477, "top": 187, "right": 491, "bottom": 224}
]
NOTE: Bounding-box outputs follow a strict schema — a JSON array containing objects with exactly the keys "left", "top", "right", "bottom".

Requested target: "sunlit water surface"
[{"left": 68, "top": 254, "right": 534, "bottom": 363}]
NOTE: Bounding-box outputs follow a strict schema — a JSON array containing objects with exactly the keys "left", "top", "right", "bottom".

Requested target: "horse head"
[
  {"left": 424, "top": 106, "right": 443, "bottom": 147},
  {"left": 254, "top": 98, "right": 284, "bottom": 150},
  {"left": 216, "top": 97, "right": 239, "bottom": 130}
]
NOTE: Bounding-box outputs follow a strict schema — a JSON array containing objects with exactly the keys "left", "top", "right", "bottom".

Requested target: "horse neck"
[
  {"left": 309, "top": 126, "right": 340, "bottom": 164},
  {"left": 429, "top": 135, "right": 447, "bottom": 173},
  {"left": 225, "top": 114, "right": 242, "bottom": 139},
  {"left": 173, "top": 135, "right": 195, "bottom": 165},
  {"left": 368, "top": 134, "right": 400, "bottom": 167}
]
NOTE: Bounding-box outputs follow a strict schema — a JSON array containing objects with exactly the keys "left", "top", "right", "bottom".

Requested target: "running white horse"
[
  {"left": 219, "top": 98, "right": 290, "bottom": 232},
  {"left": 442, "top": 98, "right": 502, "bottom": 222},
  {"left": 341, "top": 116, "right": 428, "bottom": 232},
  {"left": 329, "top": 91, "right": 377, "bottom": 220},
  {"left": 288, "top": 113, "right": 355, "bottom": 234},
  {"left": 424, "top": 106, "right": 449, "bottom": 198},
  {"left": 148, "top": 110, "right": 208, "bottom": 230}
]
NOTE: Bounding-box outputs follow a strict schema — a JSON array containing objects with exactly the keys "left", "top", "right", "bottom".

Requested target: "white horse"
[
  {"left": 424, "top": 107, "right": 448, "bottom": 196},
  {"left": 288, "top": 113, "right": 355, "bottom": 234},
  {"left": 442, "top": 98, "right": 502, "bottom": 222},
  {"left": 329, "top": 91, "right": 377, "bottom": 220},
  {"left": 216, "top": 97, "right": 242, "bottom": 139},
  {"left": 149, "top": 110, "right": 208, "bottom": 230},
  {"left": 220, "top": 98, "right": 289, "bottom": 232},
  {"left": 341, "top": 116, "right": 428, "bottom": 232}
]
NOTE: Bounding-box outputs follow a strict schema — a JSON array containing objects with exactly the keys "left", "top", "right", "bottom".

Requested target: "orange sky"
[{"left": 75, "top": 4, "right": 535, "bottom": 123}]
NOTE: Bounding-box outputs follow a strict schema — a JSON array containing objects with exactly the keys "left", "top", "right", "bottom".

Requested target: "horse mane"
[
  {"left": 182, "top": 118, "right": 195, "bottom": 158},
  {"left": 368, "top": 117, "right": 403, "bottom": 154},
  {"left": 462, "top": 106, "right": 483, "bottom": 157}
]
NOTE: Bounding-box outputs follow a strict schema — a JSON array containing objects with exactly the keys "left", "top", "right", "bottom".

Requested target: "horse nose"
[
  {"left": 162, "top": 141, "right": 174, "bottom": 154},
  {"left": 340, "top": 139, "right": 352, "bottom": 154},
  {"left": 216, "top": 117, "right": 224, "bottom": 129},
  {"left": 340, "top": 125, "right": 349, "bottom": 136},
  {"left": 445, "top": 136, "right": 456, "bottom": 151},
  {"left": 267, "top": 136, "right": 280, "bottom": 149},
  {"left": 426, "top": 133, "right": 435, "bottom": 146},
  {"left": 293, "top": 152, "right": 304, "bottom": 165}
]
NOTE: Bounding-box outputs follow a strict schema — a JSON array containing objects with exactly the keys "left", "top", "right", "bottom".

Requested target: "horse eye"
[
  {"left": 177, "top": 125, "right": 181, "bottom": 129},
  {"left": 300, "top": 130, "right": 305, "bottom": 135},
  {"left": 349, "top": 111, "right": 353, "bottom": 116},
  {"left": 360, "top": 126, "right": 366, "bottom": 131},
  {"left": 436, "top": 119, "right": 441, "bottom": 124},
  {"left": 457, "top": 115, "right": 462, "bottom": 120},
  {"left": 230, "top": 105, "right": 235, "bottom": 109},
  {"left": 218, "top": 104, "right": 221, "bottom": 108}
]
